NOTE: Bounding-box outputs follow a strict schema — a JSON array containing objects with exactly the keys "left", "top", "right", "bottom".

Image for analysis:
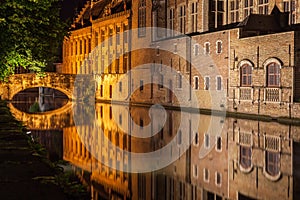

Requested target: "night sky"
[{"left": 60, "top": 0, "right": 87, "bottom": 21}]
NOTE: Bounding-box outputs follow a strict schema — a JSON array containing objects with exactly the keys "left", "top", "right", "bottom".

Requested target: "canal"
[{"left": 9, "top": 87, "right": 300, "bottom": 200}]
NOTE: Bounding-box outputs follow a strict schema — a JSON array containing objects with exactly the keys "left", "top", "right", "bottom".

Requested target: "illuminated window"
[{"left": 116, "top": 26, "right": 120, "bottom": 45}]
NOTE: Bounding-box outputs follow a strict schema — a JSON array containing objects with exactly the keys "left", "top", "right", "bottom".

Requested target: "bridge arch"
[{"left": 6, "top": 72, "right": 76, "bottom": 100}]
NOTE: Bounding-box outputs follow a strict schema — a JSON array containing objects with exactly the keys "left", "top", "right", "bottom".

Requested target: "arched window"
[
  {"left": 267, "top": 62, "right": 280, "bottom": 87},
  {"left": 240, "top": 145, "right": 252, "bottom": 169},
  {"left": 266, "top": 151, "right": 280, "bottom": 176},
  {"left": 241, "top": 63, "right": 252, "bottom": 86},
  {"left": 264, "top": 135, "right": 281, "bottom": 180}
]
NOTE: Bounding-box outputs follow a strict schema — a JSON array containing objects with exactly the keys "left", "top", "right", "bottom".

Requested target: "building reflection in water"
[
  {"left": 59, "top": 103, "right": 300, "bottom": 200},
  {"left": 9, "top": 98, "right": 300, "bottom": 199}
]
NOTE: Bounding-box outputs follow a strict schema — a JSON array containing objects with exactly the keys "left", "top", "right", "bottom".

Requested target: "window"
[
  {"left": 140, "top": 118, "right": 144, "bottom": 128},
  {"left": 109, "top": 28, "right": 113, "bottom": 46},
  {"left": 240, "top": 145, "right": 252, "bottom": 169},
  {"left": 244, "top": 0, "right": 253, "bottom": 17},
  {"left": 140, "top": 80, "right": 144, "bottom": 91},
  {"left": 216, "top": 76, "right": 222, "bottom": 90},
  {"left": 267, "top": 62, "right": 280, "bottom": 87},
  {"left": 138, "top": 0, "right": 146, "bottom": 37},
  {"left": 194, "top": 132, "right": 199, "bottom": 146},
  {"left": 191, "top": 2, "right": 198, "bottom": 32},
  {"left": 178, "top": 5, "right": 186, "bottom": 34},
  {"left": 194, "top": 44, "right": 199, "bottom": 56},
  {"left": 204, "top": 134, "right": 209, "bottom": 148},
  {"left": 258, "top": 0, "right": 268, "bottom": 14},
  {"left": 204, "top": 76, "right": 210, "bottom": 90},
  {"left": 204, "top": 42, "right": 210, "bottom": 54},
  {"left": 115, "top": 54, "right": 120, "bottom": 73},
  {"left": 109, "top": 106, "right": 112, "bottom": 119},
  {"left": 177, "top": 73, "right": 182, "bottom": 88},
  {"left": 100, "top": 85, "right": 103, "bottom": 97},
  {"left": 168, "top": 8, "right": 175, "bottom": 36},
  {"left": 119, "top": 114, "right": 122, "bottom": 125},
  {"left": 215, "top": 172, "right": 221, "bottom": 186},
  {"left": 95, "top": 32, "right": 99, "bottom": 47},
  {"left": 123, "top": 24, "right": 128, "bottom": 43},
  {"left": 159, "top": 74, "right": 164, "bottom": 89},
  {"left": 116, "top": 26, "right": 120, "bottom": 45},
  {"left": 194, "top": 76, "right": 199, "bottom": 90},
  {"left": 284, "top": 0, "right": 296, "bottom": 24},
  {"left": 264, "top": 135, "right": 280, "bottom": 178},
  {"left": 119, "top": 81, "right": 122, "bottom": 92},
  {"left": 230, "top": 0, "right": 239, "bottom": 23},
  {"left": 216, "top": 136, "right": 221, "bottom": 151},
  {"left": 216, "top": 41, "right": 222, "bottom": 54},
  {"left": 178, "top": 130, "right": 182, "bottom": 145},
  {"left": 241, "top": 63, "right": 252, "bottom": 86},
  {"left": 123, "top": 135, "right": 127, "bottom": 150},
  {"left": 109, "top": 85, "right": 112, "bottom": 98},
  {"left": 123, "top": 53, "right": 128, "bottom": 73},
  {"left": 204, "top": 168, "right": 209, "bottom": 182},
  {"left": 115, "top": 132, "right": 119, "bottom": 146},
  {"left": 266, "top": 151, "right": 280, "bottom": 176},
  {"left": 101, "top": 30, "right": 105, "bottom": 47}
]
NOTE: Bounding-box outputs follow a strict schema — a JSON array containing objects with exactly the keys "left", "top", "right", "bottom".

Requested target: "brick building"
[{"left": 62, "top": 0, "right": 300, "bottom": 118}]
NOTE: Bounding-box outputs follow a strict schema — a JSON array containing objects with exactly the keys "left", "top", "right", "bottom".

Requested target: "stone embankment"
[{"left": 0, "top": 100, "right": 68, "bottom": 199}]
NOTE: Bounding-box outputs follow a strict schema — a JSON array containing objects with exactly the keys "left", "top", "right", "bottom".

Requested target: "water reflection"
[
  {"left": 9, "top": 102, "right": 300, "bottom": 199},
  {"left": 12, "top": 87, "right": 68, "bottom": 113}
]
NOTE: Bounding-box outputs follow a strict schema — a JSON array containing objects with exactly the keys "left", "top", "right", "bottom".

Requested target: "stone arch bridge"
[{"left": 0, "top": 73, "right": 77, "bottom": 100}]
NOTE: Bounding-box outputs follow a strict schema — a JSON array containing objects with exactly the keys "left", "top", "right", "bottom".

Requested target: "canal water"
[{"left": 10, "top": 87, "right": 300, "bottom": 200}]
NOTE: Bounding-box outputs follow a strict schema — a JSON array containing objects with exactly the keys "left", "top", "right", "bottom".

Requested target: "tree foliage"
[{"left": 0, "top": 0, "right": 69, "bottom": 81}]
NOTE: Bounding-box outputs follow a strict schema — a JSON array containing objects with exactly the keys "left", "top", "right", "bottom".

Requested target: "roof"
[
  {"left": 71, "top": 0, "right": 131, "bottom": 29},
  {"left": 237, "top": 14, "right": 282, "bottom": 32}
]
